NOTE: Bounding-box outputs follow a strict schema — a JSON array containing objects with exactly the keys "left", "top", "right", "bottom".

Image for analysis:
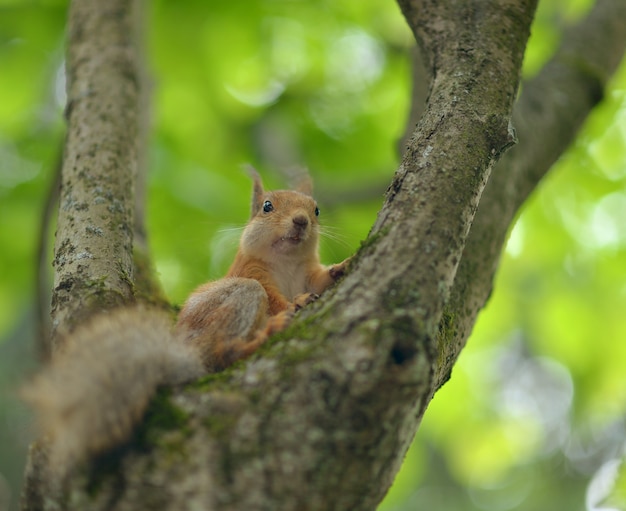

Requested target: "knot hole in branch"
[{"left": 390, "top": 338, "right": 417, "bottom": 366}]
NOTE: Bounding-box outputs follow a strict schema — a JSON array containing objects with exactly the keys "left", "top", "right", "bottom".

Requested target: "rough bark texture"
[
  {"left": 22, "top": 0, "right": 626, "bottom": 510},
  {"left": 50, "top": 0, "right": 140, "bottom": 346}
]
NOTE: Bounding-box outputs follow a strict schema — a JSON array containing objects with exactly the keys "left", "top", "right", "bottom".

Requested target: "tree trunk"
[
  {"left": 49, "top": 0, "right": 141, "bottom": 346},
  {"left": 22, "top": 0, "right": 626, "bottom": 510}
]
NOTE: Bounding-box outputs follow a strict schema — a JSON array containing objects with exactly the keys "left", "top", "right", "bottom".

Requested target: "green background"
[{"left": 1, "top": 0, "right": 625, "bottom": 510}]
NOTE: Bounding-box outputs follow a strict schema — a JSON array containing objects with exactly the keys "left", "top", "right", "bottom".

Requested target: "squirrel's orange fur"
[{"left": 176, "top": 169, "right": 349, "bottom": 371}]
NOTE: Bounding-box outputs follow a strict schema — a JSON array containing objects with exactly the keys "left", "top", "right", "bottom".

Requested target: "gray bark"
[
  {"left": 50, "top": 0, "right": 141, "bottom": 346},
  {"left": 22, "top": 0, "right": 626, "bottom": 510}
]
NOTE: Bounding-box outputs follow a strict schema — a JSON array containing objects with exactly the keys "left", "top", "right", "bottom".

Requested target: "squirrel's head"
[{"left": 240, "top": 168, "right": 320, "bottom": 260}]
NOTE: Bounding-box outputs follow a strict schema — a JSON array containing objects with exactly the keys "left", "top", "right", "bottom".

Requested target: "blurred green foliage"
[{"left": 0, "top": 1, "right": 625, "bottom": 510}]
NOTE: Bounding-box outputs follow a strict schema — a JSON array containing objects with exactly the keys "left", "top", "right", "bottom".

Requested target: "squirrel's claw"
[{"left": 293, "top": 292, "right": 319, "bottom": 310}]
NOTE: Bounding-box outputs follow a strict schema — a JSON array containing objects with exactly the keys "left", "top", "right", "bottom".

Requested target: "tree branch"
[
  {"left": 50, "top": 0, "right": 140, "bottom": 345},
  {"left": 29, "top": 1, "right": 626, "bottom": 510},
  {"left": 51, "top": 1, "right": 540, "bottom": 510},
  {"left": 437, "top": 0, "right": 626, "bottom": 388}
]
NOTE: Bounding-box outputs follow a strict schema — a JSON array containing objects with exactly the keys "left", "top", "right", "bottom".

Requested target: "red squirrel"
[
  {"left": 23, "top": 170, "right": 350, "bottom": 470},
  {"left": 176, "top": 169, "right": 349, "bottom": 371}
]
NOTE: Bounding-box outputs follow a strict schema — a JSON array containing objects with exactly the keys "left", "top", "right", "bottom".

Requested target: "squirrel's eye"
[
  {"left": 314, "top": 206, "right": 320, "bottom": 217},
  {"left": 263, "top": 200, "right": 273, "bottom": 213}
]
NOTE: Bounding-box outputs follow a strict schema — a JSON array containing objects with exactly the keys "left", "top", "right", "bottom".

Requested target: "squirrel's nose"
[{"left": 292, "top": 214, "right": 309, "bottom": 228}]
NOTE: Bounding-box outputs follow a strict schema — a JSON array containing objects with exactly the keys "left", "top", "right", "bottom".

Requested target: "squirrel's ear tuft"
[
  {"left": 245, "top": 165, "right": 265, "bottom": 218},
  {"left": 295, "top": 175, "right": 313, "bottom": 196},
  {"left": 290, "top": 167, "right": 313, "bottom": 196}
]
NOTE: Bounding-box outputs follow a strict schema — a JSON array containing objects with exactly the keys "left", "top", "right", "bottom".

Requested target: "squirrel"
[
  {"left": 176, "top": 169, "right": 349, "bottom": 372},
  {"left": 23, "top": 169, "right": 350, "bottom": 472}
]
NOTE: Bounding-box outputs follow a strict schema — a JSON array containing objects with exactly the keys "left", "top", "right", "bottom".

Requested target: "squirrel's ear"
[
  {"left": 245, "top": 165, "right": 265, "bottom": 218},
  {"left": 282, "top": 166, "right": 312, "bottom": 195},
  {"left": 295, "top": 175, "right": 313, "bottom": 196},
  {"left": 292, "top": 168, "right": 313, "bottom": 196}
]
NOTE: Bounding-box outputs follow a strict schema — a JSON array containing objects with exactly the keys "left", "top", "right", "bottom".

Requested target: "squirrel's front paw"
[
  {"left": 329, "top": 256, "right": 352, "bottom": 281},
  {"left": 266, "top": 309, "right": 294, "bottom": 335},
  {"left": 293, "top": 292, "right": 319, "bottom": 311}
]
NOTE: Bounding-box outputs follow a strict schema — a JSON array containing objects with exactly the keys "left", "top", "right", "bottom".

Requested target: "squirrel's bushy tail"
[{"left": 22, "top": 307, "right": 204, "bottom": 471}]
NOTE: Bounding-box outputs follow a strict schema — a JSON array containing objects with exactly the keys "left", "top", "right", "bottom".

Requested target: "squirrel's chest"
[{"left": 270, "top": 263, "right": 308, "bottom": 300}]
